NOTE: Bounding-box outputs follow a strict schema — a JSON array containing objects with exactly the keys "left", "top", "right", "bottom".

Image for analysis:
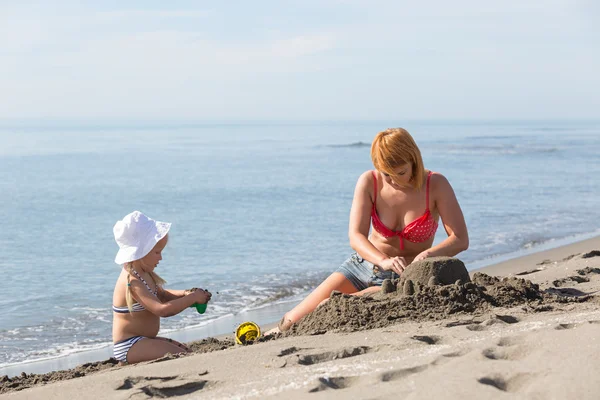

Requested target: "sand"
[{"left": 2, "top": 237, "right": 600, "bottom": 399}]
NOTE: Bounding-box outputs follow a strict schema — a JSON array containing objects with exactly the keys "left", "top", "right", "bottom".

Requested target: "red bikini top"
[{"left": 371, "top": 170, "right": 438, "bottom": 250}]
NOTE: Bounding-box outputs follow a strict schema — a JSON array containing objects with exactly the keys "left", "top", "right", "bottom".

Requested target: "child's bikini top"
[
  {"left": 371, "top": 170, "right": 438, "bottom": 250},
  {"left": 112, "top": 269, "right": 158, "bottom": 313}
]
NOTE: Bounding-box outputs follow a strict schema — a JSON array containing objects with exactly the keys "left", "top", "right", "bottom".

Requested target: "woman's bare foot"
[
  {"left": 264, "top": 316, "right": 293, "bottom": 336},
  {"left": 278, "top": 316, "right": 293, "bottom": 332}
]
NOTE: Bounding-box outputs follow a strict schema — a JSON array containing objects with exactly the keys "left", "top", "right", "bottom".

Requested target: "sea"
[{"left": 1, "top": 120, "right": 599, "bottom": 376}]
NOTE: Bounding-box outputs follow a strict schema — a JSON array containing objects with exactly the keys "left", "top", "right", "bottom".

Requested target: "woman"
[{"left": 276, "top": 128, "right": 468, "bottom": 332}]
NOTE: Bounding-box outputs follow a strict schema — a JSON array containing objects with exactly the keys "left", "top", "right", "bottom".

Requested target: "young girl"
[
  {"left": 112, "top": 210, "right": 211, "bottom": 364},
  {"left": 274, "top": 128, "right": 469, "bottom": 332}
]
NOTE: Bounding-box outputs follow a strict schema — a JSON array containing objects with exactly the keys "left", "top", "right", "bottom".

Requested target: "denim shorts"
[{"left": 336, "top": 253, "right": 399, "bottom": 291}]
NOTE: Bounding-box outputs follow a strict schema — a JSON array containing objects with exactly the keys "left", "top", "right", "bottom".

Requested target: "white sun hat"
[{"left": 113, "top": 211, "right": 171, "bottom": 265}]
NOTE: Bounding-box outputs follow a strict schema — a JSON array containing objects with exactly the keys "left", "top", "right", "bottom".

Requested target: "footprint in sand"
[
  {"left": 430, "top": 349, "right": 472, "bottom": 366},
  {"left": 277, "top": 346, "right": 306, "bottom": 357},
  {"left": 115, "top": 376, "right": 178, "bottom": 390},
  {"left": 555, "top": 322, "right": 581, "bottom": 330},
  {"left": 466, "top": 314, "right": 520, "bottom": 331},
  {"left": 481, "top": 346, "right": 526, "bottom": 361},
  {"left": 441, "top": 349, "right": 471, "bottom": 358},
  {"left": 516, "top": 267, "right": 545, "bottom": 275},
  {"left": 379, "top": 365, "right": 429, "bottom": 382},
  {"left": 481, "top": 348, "right": 509, "bottom": 360},
  {"left": 495, "top": 314, "right": 520, "bottom": 324},
  {"left": 478, "top": 373, "right": 533, "bottom": 393},
  {"left": 411, "top": 335, "right": 442, "bottom": 345},
  {"left": 272, "top": 346, "right": 310, "bottom": 368},
  {"left": 279, "top": 346, "right": 371, "bottom": 367},
  {"left": 445, "top": 319, "right": 478, "bottom": 328},
  {"left": 308, "top": 376, "right": 360, "bottom": 392},
  {"left": 496, "top": 336, "right": 520, "bottom": 347},
  {"left": 115, "top": 375, "right": 211, "bottom": 397},
  {"left": 466, "top": 324, "right": 487, "bottom": 331}
]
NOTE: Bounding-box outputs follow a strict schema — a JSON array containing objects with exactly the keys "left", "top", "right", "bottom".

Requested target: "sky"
[{"left": 0, "top": 0, "right": 598, "bottom": 121}]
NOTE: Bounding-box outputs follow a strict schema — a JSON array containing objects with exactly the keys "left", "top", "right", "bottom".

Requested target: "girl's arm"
[
  {"left": 157, "top": 287, "right": 187, "bottom": 303},
  {"left": 413, "top": 173, "right": 469, "bottom": 262},
  {"left": 130, "top": 281, "right": 209, "bottom": 317}
]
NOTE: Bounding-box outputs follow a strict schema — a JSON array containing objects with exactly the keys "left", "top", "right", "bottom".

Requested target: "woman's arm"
[
  {"left": 348, "top": 171, "right": 391, "bottom": 266},
  {"left": 413, "top": 173, "right": 469, "bottom": 262}
]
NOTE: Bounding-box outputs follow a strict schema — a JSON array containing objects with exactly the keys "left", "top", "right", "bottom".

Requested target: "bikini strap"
[
  {"left": 426, "top": 171, "right": 433, "bottom": 211},
  {"left": 130, "top": 269, "right": 157, "bottom": 296},
  {"left": 371, "top": 170, "right": 378, "bottom": 205}
]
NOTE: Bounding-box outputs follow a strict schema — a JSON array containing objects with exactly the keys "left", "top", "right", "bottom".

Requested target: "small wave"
[
  {"left": 0, "top": 340, "right": 112, "bottom": 369},
  {"left": 533, "top": 127, "right": 582, "bottom": 132},
  {"left": 252, "top": 288, "right": 301, "bottom": 307},
  {"left": 522, "top": 239, "right": 550, "bottom": 249},
  {"left": 443, "top": 144, "right": 559, "bottom": 155},
  {"left": 466, "top": 135, "right": 525, "bottom": 140},
  {"left": 159, "top": 314, "right": 233, "bottom": 335},
  {"left": 326, "top": 141, "right": 371, "bottom": 148}
]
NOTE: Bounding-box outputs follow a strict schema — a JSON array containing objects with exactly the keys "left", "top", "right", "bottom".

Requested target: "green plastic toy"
[{"left": 190, "top": 303, "right": 208, "bottom": 314}]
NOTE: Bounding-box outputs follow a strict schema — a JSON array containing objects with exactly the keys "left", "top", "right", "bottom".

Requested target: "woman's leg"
[
  {"left": 279, "top": 272, "right": 359, "bottom": 329},
  {"left": 352, "top": 286, "right": 381, "bottom": 296},
  {"left": 126, "top": 337, "right": 191, "bottom": 364},
  {"left": 316, "top": 285, "right": 381, "bottom": 307}
]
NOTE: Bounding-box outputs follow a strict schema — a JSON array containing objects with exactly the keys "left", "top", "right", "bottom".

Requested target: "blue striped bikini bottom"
[{"left": 113, "top": 336, "right": 146, "bottom": 363}]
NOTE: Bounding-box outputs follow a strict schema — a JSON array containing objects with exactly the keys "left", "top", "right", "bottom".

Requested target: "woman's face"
[
  {"left": 381, "top": 163, "right": 412, "bottom": 189},
  {"left": 139, "top": 235, "right": 168, "bottom": 271}
]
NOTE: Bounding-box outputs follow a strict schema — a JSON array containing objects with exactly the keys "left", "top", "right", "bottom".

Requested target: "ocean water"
[{"left": 1, "top": 120, "right": 599, "bottom": 371}]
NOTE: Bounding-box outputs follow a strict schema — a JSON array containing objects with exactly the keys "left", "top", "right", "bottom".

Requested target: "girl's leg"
[
  {"left": 126, "top": 337, "right": 191, "bottom": 364},
  {"left": 279, "top": 272, "right": 359, "bottom": 330},
  {"left": 154, "top": 337, "right": 192, "bottom": 352}
]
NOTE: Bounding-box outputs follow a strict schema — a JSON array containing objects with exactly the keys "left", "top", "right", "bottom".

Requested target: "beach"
[
  {"left": 2, "top": 122, "right": 599, "bottom": 371},
  {"left": 3, "top": 236, "right": 599, "bottom": 399},
  {"left": 2, "top": 1, "right": 599, "bottom": 397}
]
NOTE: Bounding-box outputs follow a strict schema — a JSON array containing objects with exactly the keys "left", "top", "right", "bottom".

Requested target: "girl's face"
[
  {"left": 381, "top": 163, "right": 412, "bottom": 189},
  {"left": 139, "top": 235, "right": 168, "bottom": 271}
]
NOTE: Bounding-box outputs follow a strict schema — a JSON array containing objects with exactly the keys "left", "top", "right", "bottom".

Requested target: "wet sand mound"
[
  {"left": 399, "top": 257, "right": 471, "bottom": 287},
  {"left": 286, "top": 260, "right": 587, "bottom": 337}
]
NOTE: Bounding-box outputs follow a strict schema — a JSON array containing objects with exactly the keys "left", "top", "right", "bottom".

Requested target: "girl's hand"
[
  {"left": 191, "top": 289, "right": 212, "bottom": 304},
  {"left": 378, "top": 256, "right": 408, "bottom": 276}
]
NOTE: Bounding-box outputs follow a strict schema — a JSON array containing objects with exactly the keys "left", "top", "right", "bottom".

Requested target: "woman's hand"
[
  {"left": 377, "top": 256, "right": 408, "bottom": 276},
  {"left": 412, "top": 251, "right": 431, "bottom": 264},
  {"left": 190, "top": 289, "right": 212, "bottom": 304}
]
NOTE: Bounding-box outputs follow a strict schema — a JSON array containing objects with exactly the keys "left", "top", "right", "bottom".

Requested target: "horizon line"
[{"left": 1, "top": 117, "right": 599, "bottom": 127}]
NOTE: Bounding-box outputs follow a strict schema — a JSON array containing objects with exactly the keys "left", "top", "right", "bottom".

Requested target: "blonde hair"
[
  {"left": 124, "top": 263, "right": 167, "bottom": 313},
  {"left": 370, "top": 128, "right": 425, "bottom": 190}
]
